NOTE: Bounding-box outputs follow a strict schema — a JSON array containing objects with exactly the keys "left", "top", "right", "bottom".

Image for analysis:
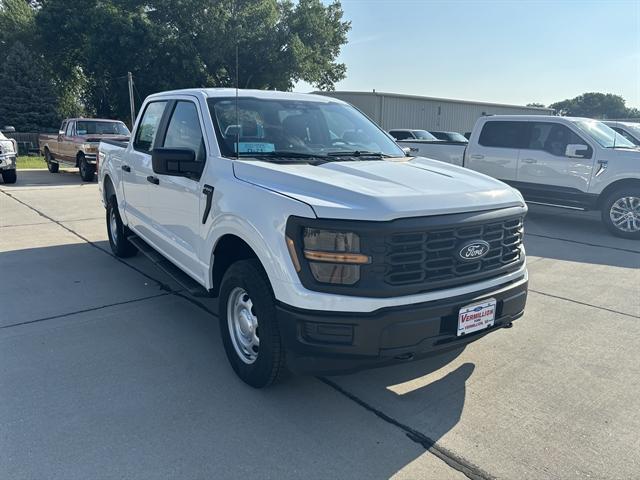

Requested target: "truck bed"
[{"left": 398, "top": 140, "right": 467, "bottom": 166}]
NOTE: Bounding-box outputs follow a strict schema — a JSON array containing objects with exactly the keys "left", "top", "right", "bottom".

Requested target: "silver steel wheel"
[
  {"left": 610, "top": 196, "right": 640, "bottom": 233},
  {"left": 227, "top": 287, "right": 260, "bottom": 364},
  {"left": 109, "top": 208, "right": 119, "bottom": 245}
]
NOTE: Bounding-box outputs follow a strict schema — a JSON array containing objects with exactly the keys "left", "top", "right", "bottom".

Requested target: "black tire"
[
  {"left": 1, "top": 169, "right": 17, "bottom": 184},
  {"left": 45, "top": 149, "right": 59, "bottom": 173},
  {"left": 79, "top": 153, "right": 95, "bottom": 182},
  {"left": 106, "top": 195, "right": 137, "bottom": 257},
  {"left": 219, "top": 259, "right": 286, "bottom": 388},
  {"left": 601, "top": 186, "right": 640, "bottom": 239}
]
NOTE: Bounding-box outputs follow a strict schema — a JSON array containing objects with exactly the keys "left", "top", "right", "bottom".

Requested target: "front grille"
[{"left": 383, "top": 216, "right": 524, "bottom": 288}]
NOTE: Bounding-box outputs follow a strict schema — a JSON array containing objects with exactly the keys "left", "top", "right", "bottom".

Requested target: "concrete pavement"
[{"left": 1, "top": 170, "right": 639, "bottom": 479}]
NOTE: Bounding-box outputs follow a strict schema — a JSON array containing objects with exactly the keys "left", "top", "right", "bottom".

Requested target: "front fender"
[{"left": 201, "top": 175, "right": 316, "bottom": 300}]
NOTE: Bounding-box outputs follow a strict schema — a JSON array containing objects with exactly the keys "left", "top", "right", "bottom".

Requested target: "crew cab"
[
  {"left": 99, "top": 89, "right": 528, "bottom": 388},
  {"left": 40, "top": 118, "right": 130, "bottom": 181},
  {"left": 0, "top": 127, "right": 18, "bottom": 184}
]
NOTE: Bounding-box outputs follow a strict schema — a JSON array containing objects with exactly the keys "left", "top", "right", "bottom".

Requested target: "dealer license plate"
[{"left": 457, "top": 298, "right": 496, "bottom": 336}]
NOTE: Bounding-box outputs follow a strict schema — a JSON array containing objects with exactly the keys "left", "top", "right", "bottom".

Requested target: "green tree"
[
  {"left": 526, "top": 102, "right": 546, "bottom": 108},
  {"left": 37, "top": 0, "right": 350, "bottom": 120},
  {"left": 0, "top": 0, "right": 36, "bottom": 49},
  {"left": 0, "top": 41, "right": 59, "bottom": 131},
  {"left": 550, "top": 93, "right": 629, "bottom": 118}
]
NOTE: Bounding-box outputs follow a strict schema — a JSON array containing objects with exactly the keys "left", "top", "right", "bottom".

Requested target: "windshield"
[
  {"left": 207, "top": 97, "right": 405, "bottom": 159},
  {"left": 413, "top": 130, "right": 437, "bottom": 140},
  {"left": 76, "top": 121, "right": 130, "bottom": 136},
  {"left": 574, "top": 120, "right": 635, "bottom": 149}
]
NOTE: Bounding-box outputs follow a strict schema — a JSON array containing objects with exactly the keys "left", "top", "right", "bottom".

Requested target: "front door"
[
  {"left": 147, "top": 99, "right": 208, "bottom": 282},
  {"left": 516, "top": 121, "right": 596, "bottom": 205},
  {"left": 122, "top": 100, "right": 168, "bottom": 233}
]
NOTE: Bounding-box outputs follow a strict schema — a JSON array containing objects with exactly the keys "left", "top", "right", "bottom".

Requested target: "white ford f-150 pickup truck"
[
  {"left": 398, "top": 115, "right": 640, "bottom": 238},
  {"left": 99, "top": 89, "right": 528, "bottom": 388}
]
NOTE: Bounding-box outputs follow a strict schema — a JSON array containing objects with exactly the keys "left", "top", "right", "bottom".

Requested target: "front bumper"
[
  {"left": 277, "top": 275, "right": 528, "bottom": 375},
  {"left": 84, "top": 153, "right": 98, "bottom": 164},
  {"left": 0, "top": 154, "right": 16, "bottom": 170}
]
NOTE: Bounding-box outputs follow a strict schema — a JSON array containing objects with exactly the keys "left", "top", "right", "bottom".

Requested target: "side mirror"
[
  {"left": 565, "top": 144, "right": 590, "bottom": 158},
  {"left": 402, "top": 146, "right": 411, "bottom": 157},
  {"left": 58, "top": 130, "right": 65, "bottom": 136},
  {"left": 152, "top": 147, "right": 203, "bottom": 178},
  {"left": 2, "top": 126, "right": 15, "bottom": 133}
]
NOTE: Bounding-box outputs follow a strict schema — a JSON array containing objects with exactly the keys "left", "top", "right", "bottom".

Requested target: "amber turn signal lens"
[
  {"left": 303, "top": 250, "right": 370, "bottom": 264},
  {"left": 286, "top": 236, "right": 301, "bottom": 272}
]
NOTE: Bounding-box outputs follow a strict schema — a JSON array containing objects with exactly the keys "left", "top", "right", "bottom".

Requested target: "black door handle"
[
  {"left": 146, "top": 175, "right": 159, "bottom": 185},
  {"left": 121, "top": 165, "right": 131, "bottom": 172},
  {"left": 202, "top": 184, "right": 214, "bottom": 224}
]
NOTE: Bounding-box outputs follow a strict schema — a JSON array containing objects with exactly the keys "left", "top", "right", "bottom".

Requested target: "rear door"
[
  {"left": 146, "top": 98, "right": 208, "bottom": 279},
  {"left": 515, "top": 121, "right": 596, "bottom": 205},
  {"left": 123, "top": 100, "right": 168, "bottom": 234},
  {"left": 466, "top": 120, "right": 527, "bottom": 181}
]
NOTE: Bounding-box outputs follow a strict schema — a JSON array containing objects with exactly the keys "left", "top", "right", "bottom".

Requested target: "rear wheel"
[
  {"left": 1, "top": 169, "right": 16, "bottom": 184},
  {"left": 601, "top": 187, "right": 640, "bottom": 239},
  {"left": 45, "top": 149, "right": 59, "bottom": 173},
  {"left": 79, "top": 153, "right": 95, "bottom": 182},
  {"left": 219, "top": 259, "right": 286, "bottom": 388},
  {"left": 106, "top": 195, "right": 137, "bottom": 257}
]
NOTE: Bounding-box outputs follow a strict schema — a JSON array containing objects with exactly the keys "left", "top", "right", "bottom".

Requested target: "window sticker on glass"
[{"left": 236, "top": 142, "right": 275, "bottom": 153}]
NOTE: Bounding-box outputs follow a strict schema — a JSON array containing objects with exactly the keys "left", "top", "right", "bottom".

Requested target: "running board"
[{"left": 127, "top": 234, "right": 210, "bottom": 297}]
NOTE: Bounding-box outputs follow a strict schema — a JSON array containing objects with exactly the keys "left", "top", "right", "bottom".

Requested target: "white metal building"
[{"left": 314, "top": 91, "right": 554, "bottom": 134}]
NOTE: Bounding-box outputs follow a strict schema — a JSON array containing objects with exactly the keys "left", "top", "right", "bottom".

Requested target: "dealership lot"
[{"left": 1, "top": 170, "right": 639, "bottom": 479}]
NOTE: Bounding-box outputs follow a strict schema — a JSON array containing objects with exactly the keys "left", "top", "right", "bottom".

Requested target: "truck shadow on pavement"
[
  {"left": 0, "top": 241, "right": 473, "bottom": 479},
  {"left": 523, "top": 205, "right": 640, "bottom": 267}
]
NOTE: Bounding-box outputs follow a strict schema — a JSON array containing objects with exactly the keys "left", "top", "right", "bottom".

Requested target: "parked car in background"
[
  {"left": 0, "top": 126, "right": 18, "bottom": 184},
  {"left": 456, "top": 116, "right": 639, "bottom": 238},
  {"left": 603, "top": 121, "right": 640, "bottom": 146},
  {"left": 388, "top": 129, "right": 438, "bottom": 141},
  {"left": 429, "top": 131, "right": 469, "bottom": 143},
  {"left": 40, "top": 118, "right": 130, "bottom": 181},
  {"left": 99, "top": 89, "right": 528, "bottom": 388}
]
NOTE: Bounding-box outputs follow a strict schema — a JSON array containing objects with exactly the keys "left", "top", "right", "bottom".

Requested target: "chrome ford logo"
[{"left": 458, "top": 240, "right": 490, "bottom": 261}]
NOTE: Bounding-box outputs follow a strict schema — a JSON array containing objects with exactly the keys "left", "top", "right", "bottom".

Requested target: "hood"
[
  {"left": 85, "top": 135, "right": 130, "bottom": 143},
  {"left": 233, "top": 156, "right": 525, "bottom": 221}
]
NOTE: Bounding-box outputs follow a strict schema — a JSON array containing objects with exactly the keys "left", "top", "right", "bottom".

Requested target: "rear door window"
[
  {"left": 478, "top": 121, "right": 528, "bottom": 148},
  {"left": 134, "top": 101, "right": 168, "bottom": 152}
]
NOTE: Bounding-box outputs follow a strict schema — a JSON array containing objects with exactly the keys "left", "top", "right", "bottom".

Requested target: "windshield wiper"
[
  {"left": 248, "top": 151, "right": 328, "bottom": 158},
  {"left": 326, "top": 150, "right": 393, "bottom": 158}
]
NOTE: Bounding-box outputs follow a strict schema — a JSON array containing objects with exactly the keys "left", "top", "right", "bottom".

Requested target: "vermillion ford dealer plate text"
[{"left": 457, "top": 298, "right": 496, "bottom": 336}]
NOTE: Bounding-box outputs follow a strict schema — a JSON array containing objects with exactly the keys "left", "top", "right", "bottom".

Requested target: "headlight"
[
  {"left": 287, "top": 229, "right": 369, "bottom": 285},
  {"left": 83, "top": 144, "right": 98, "bottom": 153}
]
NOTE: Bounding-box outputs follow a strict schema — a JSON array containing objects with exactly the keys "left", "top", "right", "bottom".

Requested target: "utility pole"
[{"left": 127, "top": 72, "right": 136, "bottom": 128}]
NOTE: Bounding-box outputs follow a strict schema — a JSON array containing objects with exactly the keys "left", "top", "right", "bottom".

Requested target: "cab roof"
[{"left": 146, "top": 88, "right": 347, "bottom": 104}]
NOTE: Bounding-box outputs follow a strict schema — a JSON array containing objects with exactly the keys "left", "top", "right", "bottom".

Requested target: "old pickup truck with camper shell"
[
  {"left": 40, "top": 118, "right": 130, "bottom": 181},
  {"left": 98, "top": 89, "right": 528, "bottom": 388}
]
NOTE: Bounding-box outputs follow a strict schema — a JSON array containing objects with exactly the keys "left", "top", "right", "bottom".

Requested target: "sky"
[{"left": 294, "top": 0, "right": 640, "bottom": 108}]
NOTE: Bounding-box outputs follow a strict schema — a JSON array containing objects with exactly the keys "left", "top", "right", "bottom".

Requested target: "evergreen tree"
[{"left": 0, "top": 41, "right": 59, "bottom": 131}]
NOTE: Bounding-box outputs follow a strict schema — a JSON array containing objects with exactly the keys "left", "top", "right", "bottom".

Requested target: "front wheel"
[
  {"left": 106, "top": 195, "right": 137, "bottom": 257},
  {"left": 219, "top": 259, "right": 286, "bottom": 388},
  {"left": 601, "top": 187, "right": 640, "bottom": 239},
  {"left": 79, "top": 154, "right": 95, "bottom": 182},
  {"left": 1, "top": 169, "right": 17, "bottom": 184}
]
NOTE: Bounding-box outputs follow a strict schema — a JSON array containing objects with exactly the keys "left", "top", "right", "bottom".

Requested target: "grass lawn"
[{"left": 17, "top": 155, "right": 46, "bottom": 169}]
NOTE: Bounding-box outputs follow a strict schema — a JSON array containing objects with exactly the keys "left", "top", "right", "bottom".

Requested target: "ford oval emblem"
[{"left": 458, "top": 240, "right": 490, "bottom": 261}]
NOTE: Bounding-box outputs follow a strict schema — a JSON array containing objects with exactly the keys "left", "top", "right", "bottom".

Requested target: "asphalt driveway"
[{"left": 1, "top": 170, "right": 638, "bottom": 479}]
